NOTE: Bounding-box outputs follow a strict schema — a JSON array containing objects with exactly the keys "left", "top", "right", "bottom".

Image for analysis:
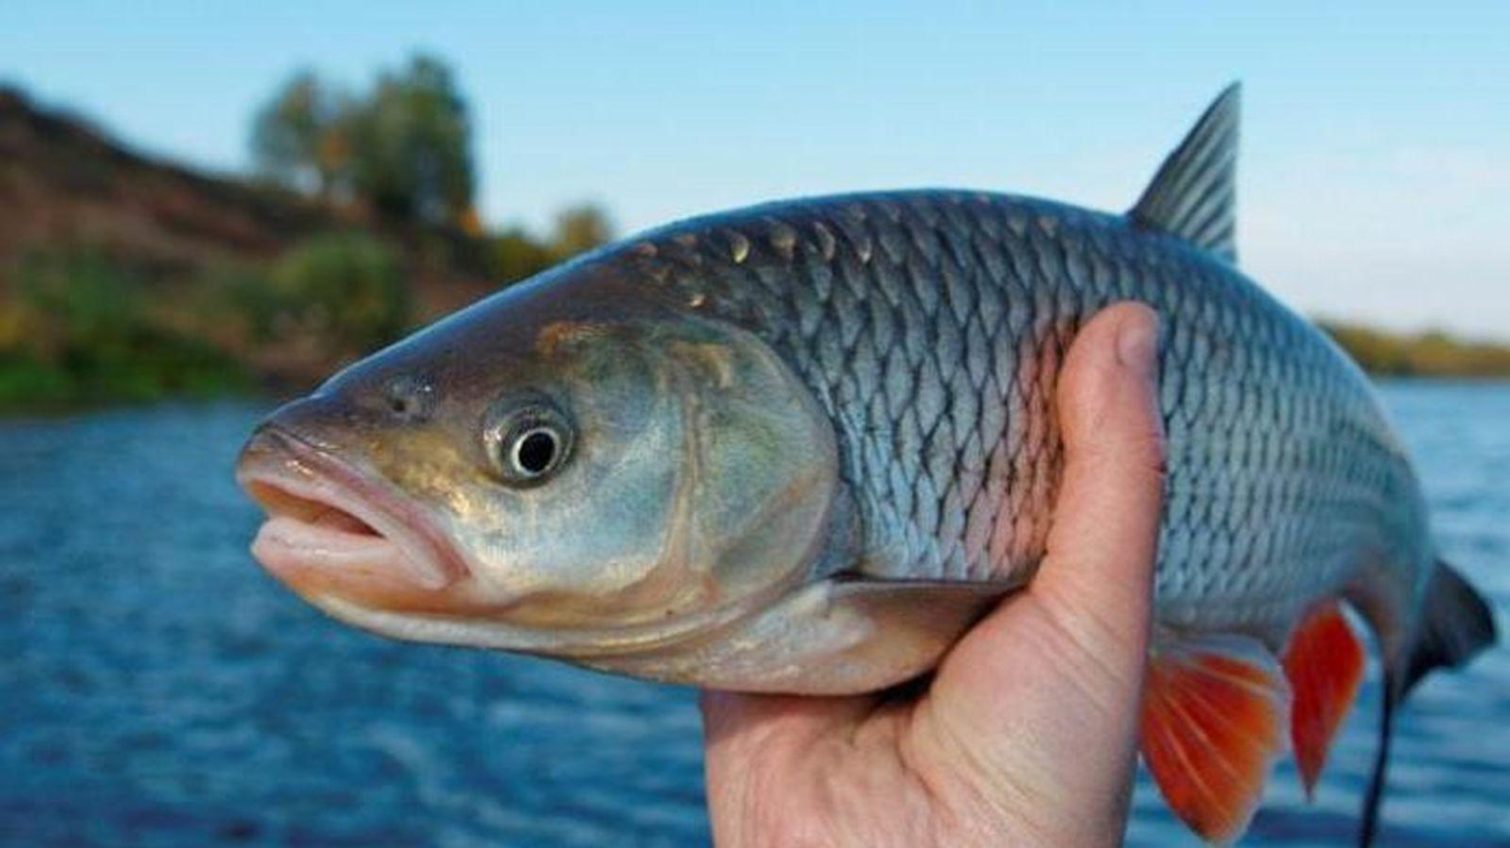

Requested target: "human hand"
[{"left": 701, "top": 303, "right": 1167, "bottom": 848}]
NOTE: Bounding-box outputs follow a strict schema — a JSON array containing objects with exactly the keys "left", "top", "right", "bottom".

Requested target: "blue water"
[{"left": 1, "top": 382, "right": 1506, "bottom": 847}]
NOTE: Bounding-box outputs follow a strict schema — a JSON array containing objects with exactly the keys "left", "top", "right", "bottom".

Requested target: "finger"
[
  {"left": 934, "top": 303, "right": 1165, "bottom": 704},
  {"left": 1031, "top": 301, "right": 1166, "bottom": 669}
]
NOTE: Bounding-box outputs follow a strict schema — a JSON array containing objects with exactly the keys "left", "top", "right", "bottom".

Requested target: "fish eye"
[
  {"left": 512, "top": 427, "right": 560, "bottom": 476},
  {"left": 484, "top": 400, "right": 574, "bottom": 485}
]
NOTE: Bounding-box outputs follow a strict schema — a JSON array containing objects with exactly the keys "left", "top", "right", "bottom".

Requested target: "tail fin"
[
  {"left": 1401, "top": 560, "right": 1496, "bottom": 696},
  {"left": 1359, "top": 560, "right": 1496, "bottom": 846}
]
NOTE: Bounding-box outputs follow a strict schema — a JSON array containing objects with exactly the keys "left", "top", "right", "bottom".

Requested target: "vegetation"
[
  {"left": 0, "top": 57, "right": 618, "bottom": 412},
  {"left": 0, "top": 250, "right": 251, "bottom": 409},
  {"left": 265, "top": 232, "right": 410, "bottom": 354},
  {"left": 0, "top": 222, "right": 612, "bottom": 414},
  {"left": 4, "top": 55, "right": 1506, "bottom": 414},
  {"left": 249, "top": 70, "right": 348, "bottom": 200},
  {"left": 1320, "top": 321, "right": 1510, "bottom": 378},
  {"left": 252, "top": 54, "right": 477, "bottom": 230},
  {"left": 487, "top": 204, "right": 616, "bottom": 284}
]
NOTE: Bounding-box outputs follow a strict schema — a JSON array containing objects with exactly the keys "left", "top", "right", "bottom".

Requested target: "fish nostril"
[{"left": 383, "top": 376, "right": 435, "bottom": 422}]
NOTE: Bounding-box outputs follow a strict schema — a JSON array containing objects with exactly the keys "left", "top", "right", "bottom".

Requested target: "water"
[{"left": 1, "top": 383, "right": 1506, "bottom": 847}]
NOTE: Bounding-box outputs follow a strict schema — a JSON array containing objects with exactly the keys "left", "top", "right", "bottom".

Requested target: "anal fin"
[
  {"left": 1282, "top": 600, "right": 1365, "bottom": 797},
  {"left": 1140, "top": 632, "right": 1289, "bottom": 844}
]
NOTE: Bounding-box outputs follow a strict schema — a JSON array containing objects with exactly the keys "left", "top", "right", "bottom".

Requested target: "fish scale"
[{"left": 621, "top": 188, "right": 1419, "bottom": 634}]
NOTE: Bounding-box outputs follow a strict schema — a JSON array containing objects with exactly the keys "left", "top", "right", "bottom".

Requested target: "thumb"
[
  {"left": 1032, "top": 301, "right": 1167, "bottom": 684},
  {"left": 916, "top": 303, "right": 1167, "bottom": 843},
  {"left": 932, "top": 302, "right": 1167, "bottom": 710}
]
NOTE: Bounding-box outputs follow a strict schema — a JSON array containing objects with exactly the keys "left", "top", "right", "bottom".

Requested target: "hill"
[
  {"left": 0, "top": 85, "right": 500, "bottom": 314},
  {"left": 1, "top": 87, "right": 329, "bottom": 271},
  {"left": 0, "top": 87, "right": 522, "bottom": 408}
]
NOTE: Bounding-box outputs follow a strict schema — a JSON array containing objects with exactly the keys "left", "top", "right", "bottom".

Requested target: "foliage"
[
  {"left": 250, "top": 70, "right": 350, "bottom": 198},
  {"left": 551, "top": 205, "right": 614, "bottom": 259},
  {"left": 249, "top": 55, "right": 475, "bottom": 229},
  {"left": 1320, "top": 321, "right": 1510, "bottom": 378},
  {"left": 347, "top": 56, "right": 475, "bottom": 228},
  {"left": 486, "top": 204, "right": 616, "bottom": 284},
  {"left": 265, "top": 232, "right": 411, "bottom": 354},
  {"left": 0, "top": 250, "right": 250, "bottom": 410},
  {"left": 0, "top": 201, "right": 612, "bottom": 410},
  {"left": 488, "top": 227, "right": 560, "bottom": 285}
]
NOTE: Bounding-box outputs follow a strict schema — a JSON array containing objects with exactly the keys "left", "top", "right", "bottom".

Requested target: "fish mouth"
[{"left": 236, "top": 427, "right": 470, "bottom": 610}]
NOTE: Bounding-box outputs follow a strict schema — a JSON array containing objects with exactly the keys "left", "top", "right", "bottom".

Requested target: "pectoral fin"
[
  {"left": 589, "top": 578, "right": 1018, "bottom": 695},
  {"left": 1140, "top": 632, "right": 1289, "bottom": 845}
]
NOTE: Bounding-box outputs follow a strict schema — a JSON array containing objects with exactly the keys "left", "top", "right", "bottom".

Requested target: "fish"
[{"left": 236, "top": 84, "right": 1496, "bottom": 845}]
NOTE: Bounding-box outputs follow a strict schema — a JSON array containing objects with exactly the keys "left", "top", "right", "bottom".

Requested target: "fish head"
[{"left": 236, "top": 265, "right": 839, "bottom": 658}]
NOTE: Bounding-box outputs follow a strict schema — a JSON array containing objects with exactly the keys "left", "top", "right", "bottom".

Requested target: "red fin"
[
  {"left": 1282, "top": 600, "right": 1365, "bottom": 797},
  {"left": 1140, "top": 634, "right": 1289, "bottom": 844}
]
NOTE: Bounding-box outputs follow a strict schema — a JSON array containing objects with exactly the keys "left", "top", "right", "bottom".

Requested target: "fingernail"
[{"left": 1116, "top": 311, "right": 1159, "bottom": 377}]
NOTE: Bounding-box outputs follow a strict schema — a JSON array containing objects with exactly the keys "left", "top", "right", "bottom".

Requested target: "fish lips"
[{"left": 236, "top": 426, "right": 471, "bottom": 610}]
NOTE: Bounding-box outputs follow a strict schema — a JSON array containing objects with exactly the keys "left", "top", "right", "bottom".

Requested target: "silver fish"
[{"left": 237, "top": 85, "right": 1494, "bottom": 844}]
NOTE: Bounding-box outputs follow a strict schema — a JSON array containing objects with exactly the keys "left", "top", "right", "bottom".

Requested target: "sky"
[{"left": 4, "top": 1, "right": 1508, "bottom": 336}]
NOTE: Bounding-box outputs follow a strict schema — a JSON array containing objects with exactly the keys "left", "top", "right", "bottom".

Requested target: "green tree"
[
  {"left": 489, "top": 227, "right": 559, "bottom": 284},
  {"left": 550, "top": 204, "right": 614, "bottom": 258},
  {"left": 347, "top": 55, "right": 475, "bottom": 228},
  {"left": 485, "top": 205, "right": 615, "bottom": 285},
  {"left": 250, "top": 70, "right": 350, "bottom": 198}
]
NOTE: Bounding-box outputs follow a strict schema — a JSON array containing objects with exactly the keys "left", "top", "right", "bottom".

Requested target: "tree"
[
  {"left": 250, "top": 70, "right": 349, "bottom": 199},
  {"left": 346, "top": 55, "right": 475, "bottom": 228},
  {"left": 489, "top": 227, "right": 558, "bottom": 284},
  {"left": 248, "top": 55, "right": 477, "bottom": 230},
  {"left": 551, "top": 205, "right": 614, "bottom": 258},
  {"left": 486, "top": 205, "right": 615, "bottom": 285}
]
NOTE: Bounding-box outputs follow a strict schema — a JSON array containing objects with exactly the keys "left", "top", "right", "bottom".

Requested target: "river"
[{"left": 2, "top": 381, "right": 1506, "bottom": 846}]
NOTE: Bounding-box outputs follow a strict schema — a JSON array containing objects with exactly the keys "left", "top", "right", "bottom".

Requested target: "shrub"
[
  {"left": 12, "top": 249, "right": 142, "bottom": 362},
  {"left": 269, "top": 232, "right": 410, "bottom": 353},
  {"left": 0, "top": 249, "right": 249, "bottom": 409},
  {"left": 488, "top": 227, "right": 558, "bottom": 285}
]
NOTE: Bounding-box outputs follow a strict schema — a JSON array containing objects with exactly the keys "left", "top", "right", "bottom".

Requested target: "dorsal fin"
[{"left": 1129, "top": 83, "right": 1241, "bottom": 264}]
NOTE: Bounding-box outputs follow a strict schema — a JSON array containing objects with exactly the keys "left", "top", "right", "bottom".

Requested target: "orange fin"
[
  {"left": 1282, "top": 600, "right": 1365, "bottom": 797},
  {"left": 1141, "top": 633, "right": 1289, "bottom": 844}
]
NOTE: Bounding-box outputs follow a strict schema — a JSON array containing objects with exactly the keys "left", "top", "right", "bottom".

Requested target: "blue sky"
[{"left": 4, "top": 1, "right": 1507, "bottom": 336}]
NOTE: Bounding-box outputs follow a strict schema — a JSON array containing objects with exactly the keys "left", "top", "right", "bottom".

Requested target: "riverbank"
[
  {"left": 3, "top": 86, "right": 1506, "bottom": 414},
  {"left": 0, "top": 86, "right": 605, "bottom": 413},
  {"left": 1318, "top": 321, "right": 1510, "bottom": 378},
  {"left": 5, "top": 312, "right": 1506, "bottom": 415}
]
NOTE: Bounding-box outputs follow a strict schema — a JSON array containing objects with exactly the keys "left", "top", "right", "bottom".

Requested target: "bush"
[
  {"left": 488, "top": 227, "right": 558, "bottom": 285},
  {"left": 269, "top": 232, "right": 410, "bottom": 353},
  {"left": 12, "top": 249, "right": 142, "bottom": 361},
  {"left": 485, "top": 204, "right": 615, "bottom": 285},
  {"left": 0, "top": 249, "right": 249, "bottom": 409}
]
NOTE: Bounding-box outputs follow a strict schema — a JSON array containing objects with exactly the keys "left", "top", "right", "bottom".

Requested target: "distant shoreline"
[
  {"left": 1317, "top": 321, "right": 1510, "bottom": 379},
  {"left": 3, "top": 321, "right": 1507, "bottom": 417}
]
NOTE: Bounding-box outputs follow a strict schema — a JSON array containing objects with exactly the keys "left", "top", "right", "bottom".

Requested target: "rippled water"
[{"left": 2, "top": 382, "right": 1506, "bottom": 846}]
